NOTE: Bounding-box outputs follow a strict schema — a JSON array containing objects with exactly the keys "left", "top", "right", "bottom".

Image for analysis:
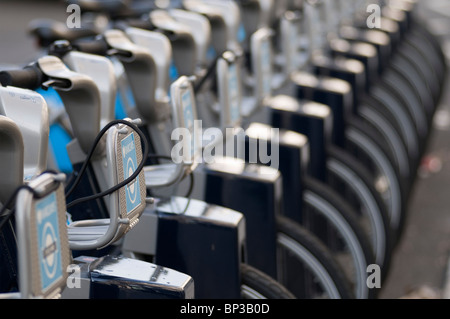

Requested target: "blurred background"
[{"left": 0, "top": 0, "right": 449, "bottom": 299}]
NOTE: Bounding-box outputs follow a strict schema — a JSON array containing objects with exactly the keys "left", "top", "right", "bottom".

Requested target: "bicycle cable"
[{"left": 193, "top": 53, "right": 223, "bottom": 94}]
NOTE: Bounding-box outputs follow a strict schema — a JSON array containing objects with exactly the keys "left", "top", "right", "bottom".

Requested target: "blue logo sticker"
[
  {"left": 121, "top": 132, "right": 141, "bottom": 213},
  {"left": 35, "top": 192, "right": 63, "bottom": 292}
]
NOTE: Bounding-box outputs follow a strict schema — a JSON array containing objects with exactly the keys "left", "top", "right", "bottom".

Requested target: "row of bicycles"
[{"left": 0, "top": 0, "right": 446, "bottom": 299}]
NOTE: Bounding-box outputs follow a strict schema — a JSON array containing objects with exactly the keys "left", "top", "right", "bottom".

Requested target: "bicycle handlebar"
[
  {"left": 0, "top": 64, "right": 45, "bottom": 90},
  {"left": 71, "top": 38, "right": 111, "bottom": 56}
]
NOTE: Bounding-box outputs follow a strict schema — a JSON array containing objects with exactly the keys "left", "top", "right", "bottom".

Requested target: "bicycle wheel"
[
  {"left": 344, "top": 124, "right": 408, "bottom": 242},
  {"left": 382, "top": 61, "right": 430, "bottom": 141},
  {"left": 276, "top": 215, "right": 354, "bottom": 299},
  {"left": 357, "top": 98, "right": 414, "bottom": 185},
  {"left": 407, "top": 26, "right": 447, "bottom": 88},
  {"left": 368, "top": 83, "right": 421, "bottom": 165},
  {"left": 392, "top": 44, "right": 437, "bottom": 112},
  {"left": 326, "top": 145, "right": 393, "bottom": 273},
  {"left": 301, "top": 177, "right": 376, "bottom": 299},
  {"left": 240, "top": 263, "right": 295, "bottom": 299},
  {"left": 403, "top": 32, "right": 445, "bottom": 99}
]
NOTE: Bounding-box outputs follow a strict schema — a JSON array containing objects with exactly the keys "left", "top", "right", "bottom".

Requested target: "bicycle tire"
[
  {"left": 392, "top": 44, "right": 438, "bottom": 116},
  {"left": 346, "top": 112, "right": 409, "bottom": 190},
  {"left": 344, "top": 125, "right": 407, "bottom": 242},
  {"left": 369, "top": 82, "right": 420, "bottom": 163},
  {"left": 398, "top": 35, "right": 441, "bottom": 94},
  {"left": 403, "top": 32, "right": 444, "bottom": 98},
  {"left": 357, "top": 102, "right": 412, "bottom": 182},
  {"left": 276, "top": 215, "right": 354, "bottom": 299},
  {"left": 385, "top": 12, "right": 443, "bottom": 90},
  {"left": 408, "top": 26, "right": 447, "bottom": 86},
  {"left": 382, "top": 61, "right": 430, "bottom": 140},
  {"left": 326, "top": 145, "right": 393, "bottom": 272},
  {"left": 240, "top": 263, "right": 295, "bottom": 299},
  {"left": 302, "top": 177, "right": 376, "bottom": 299}
]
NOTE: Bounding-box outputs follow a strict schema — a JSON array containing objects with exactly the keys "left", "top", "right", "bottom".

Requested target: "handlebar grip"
[
  {"left": 72, "top": 37, "right": 110, "bottom": 56},
  {"left": 0, "top": 64, "right": 45, "bottom": 90}
]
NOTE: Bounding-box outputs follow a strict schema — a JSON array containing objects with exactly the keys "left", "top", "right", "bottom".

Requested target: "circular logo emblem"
[{"left": 41, "top": 222, "right": 58, "bottom": 279}]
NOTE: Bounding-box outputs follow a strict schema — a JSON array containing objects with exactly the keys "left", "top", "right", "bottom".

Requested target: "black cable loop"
[{"left": 65, "top": 119, "right": 149, "bottom": 209}]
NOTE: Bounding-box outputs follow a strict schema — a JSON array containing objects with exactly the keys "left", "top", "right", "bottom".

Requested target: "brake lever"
[{"left": 41, "top": 78, "right": 71, "bottom": 91}]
